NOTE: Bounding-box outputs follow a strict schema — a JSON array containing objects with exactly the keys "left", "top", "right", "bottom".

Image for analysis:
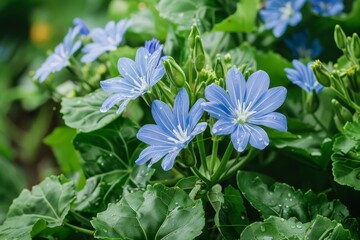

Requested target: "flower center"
[
  {"left": 131, "top": 76, "right": 148, "bottom": 94},
  {"left": 234, "top": 101, "right": 256, "bottom": 124},
  {"left": 168, "top": 124, "right": 190, "bottom": 145},
  {"left": 280, "top": 2, "right": 294, "bottom": 20}
]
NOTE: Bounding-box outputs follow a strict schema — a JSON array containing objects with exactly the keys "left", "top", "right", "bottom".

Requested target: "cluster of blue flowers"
[{"left": 260, "top": 0, "right": 344, "bottom": 37}]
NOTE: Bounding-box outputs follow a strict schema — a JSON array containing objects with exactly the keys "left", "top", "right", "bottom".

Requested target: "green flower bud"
[
  {"left": 332, "top": 99, "right": 353, "bottom": 130},
  {"left": 188, "top": 24, "right": 200, "bottom": 49},
  {"left": 224, "top": 53, "right": 231, "bottom": 65},
  {"left": 334, "top": 24, "right": 347, "bottom": 50},
  {"left": 311, "top": 60, "right": 331, "bottom": 87},
  {"left": 163, "top": 57, "right": 186, "bottom": 88},
  {"left": 215, "top": 56, "right": 225, "bottom": 79},
  {"left": 305, "top": 90, "right": 320, "bottom": 113},
  {"left": 351, "top": 33, "right": 360, "bottom": 59},
  {"left": 346, "top": 67, "right": 360, "bottom": 93},
  {"left": 194, "top": 36, "right": 206, "bottom": 72}
]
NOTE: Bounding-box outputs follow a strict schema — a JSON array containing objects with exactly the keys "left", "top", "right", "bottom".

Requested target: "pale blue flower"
[
  {"left": 34, "top": 27, "right": 81, "bottom": 83},
  {"left": 260, "top": 0, "right": 306, "bottom": 37},
  {"left": 73, "top": 18, "right": 90, "bottom": 36},
  {"left": 309, "top": 0, "right": 344, "bottom": 16},
  {"left": 284, "top": 30, "right": 323, "bottom": 59},
  {"left": 285, "top": 60, "right": 323, "bottom": 93},
  {"left": 135, "top": 88, "right": 207, "bottom": 171},
  {"left": 202, "top": 68, "right": 287, "bottom": 152},
  {"left": 81, "top": 20, "right": 131, "bottom": 63},
  {"left": 100, "top": 46, "right": 165, "bottom": 114},
  {"left": 144, "top": 38, "right": 161, "bottom": 54}
]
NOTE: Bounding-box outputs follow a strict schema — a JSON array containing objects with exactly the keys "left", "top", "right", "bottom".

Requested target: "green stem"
[
  {"left": 211, "top": 142, "right": 233, "bottom": 185},
  {"left": 69, "top": 210, "right": 91, "bottom": 226},
  {"left": 64, "top": 223, "right": 94, "bottom": 235},
  {"left": 189, "top": 50, "right": 194, "bottom": 87},
  {"left": 191, "top": 166, "right": 211, "bottom": 186},
  {"left": 209, "top": 135, "right": 219, "bottom": 174},
  {"left": 311, "top": 113, "right": 331, "bottom": 136},
  {"left": 196, "top": 134, "right": 208, "bottom": 174},
  {"left": 219, "top": 148, "right": 259, "bottom": 182}
]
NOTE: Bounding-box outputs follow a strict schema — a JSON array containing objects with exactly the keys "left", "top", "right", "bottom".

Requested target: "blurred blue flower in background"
[
  {"left": 309, "top": 0, "right": 344, "bottom": 16},
  {"left": 144, "top": 38, "right": 161, "bottom": 54},
  {"left": 284, "top": 30, "right": 323, "bottom": 59},
  {"left": 100, "top": 46, "right": 165, "bottom": 114},
  {"left": 260, "top": 0, "right": 306, "bottom": 37},
  {"left": 73, "top": 18, "right": 90, "bottom": 36},
  {"left": 203, "top": 68, "right": 287, "bottom": 152},
  {"left": 34, "top": 26, "right": 81, "bottom": 83},
  {"left": 285, "top": 59, "right": 324, "bottom": 92},
  {"left": 81, "top": 20, "right": 131, "bottom": 63},
  {"left": 135, "top": 88, "right": 207, "bottom": 171}
]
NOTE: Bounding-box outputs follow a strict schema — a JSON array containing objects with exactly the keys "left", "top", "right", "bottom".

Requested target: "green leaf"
[
  {"left": 44, "top": 127, "right": 85, "bottom": 188},
  {"left": 61, "top": 89, "right": 121, "bottom": 133},
  {"left": 226, "top": 43, "right": 257, "bottom": 70},
  {"left": 0, "top": 157, "right": 26, "bottom": 224},
  {"left": 240, "top": 215, "right": 352, "bottom": 240},
  {"left": 73, "top": 117, "right": 139, "bottom": 177},
  {"left": 240, "top": 216, "right": 308, "bottom": 239},
  {"left": 0, "top": 176, "right": 75, "bottom": 239},
  {"left": 212, "top": 0, "right": 259, "bottom": 32},
  {"left": 91, "top": 184, "right": 205, "bottom": 240},
  {"left": 208, "top": 185, "right": 248, "bottom": 239}
]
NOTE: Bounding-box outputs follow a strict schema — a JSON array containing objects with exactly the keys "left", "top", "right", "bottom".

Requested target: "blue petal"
[
  {"left": 137, "top": 124, "right": 174, "bottom": 146},
  {"left": 248, "top": 112, "right": 287, "bottom": 132},
  {"left": 246, "top": 124, "right": 269, "bottom": 150},
  {"left": 135, "top": 145, "right": 169, "bottom": 165},
  {"left": 90, "top": 28, "right": 109, "bottom": 45},
  {"left": 151, "top": 100, "right": 177, "bottom": 135},
  {"left": 191, "top": 122, "right": 207, "bottom": 136},
  {"left": 212, "top": 119, "right": 237, "bottom": 135},
  {"left": 245, "top": 70, "right": 270, "bottom": 107},
  {"left": 116, "top": 99, "right": 130, "bottom": 114},
  {"left": 188, "top": 98, "right": 205, "bottom": 130},
  {"left": 226, "top": 67, "right": 246, "bottom": 107},
  {"left": 252, "top": 87, "right": 287, "bottom": 115},
  {"left": 117, "top": 58, "right": 141, "bottom": 82},
  {"left": 174, "top": 88, "right": 189, "bottom": 131},
  {"left": 100, "top": 93, "right": 124, "bottom": 113},
  {"left": 135, "top": 47, "right": 149, "bottom": 78},
  {"left": 231, "top": 126, "right": 250, "bottom": 152},
  {"left": 202, "top": 102, "right": 232, "bottom": 119},
  {"left": 100, "top": 77, "right": 133, "bottom": 94},
  {"left": 161, "top": 150, "right": 180, "bottom": 171},
  {"left": 273, "top": 22, "right": 287, "bottom": 37},
  {"left": 288, "top": 12, "right": 302, "bottom": 26},
  {"left": 205, "top": 84, "right": 234, "bottom": 110}
]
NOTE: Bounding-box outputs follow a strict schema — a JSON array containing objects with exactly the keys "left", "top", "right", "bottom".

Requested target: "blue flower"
[
  {"left": 100, "top": 46, "right": 165, "bottom": 114},
  {"left": 285, "top": 60, "right": 324, "bottom": 93},
  {"left": 284, "top": 30, "right": 323, "bottom": 59},
  {"left": 34, "top": 27, "right": 81, "bottom": 83},
  {"left": 135, "top": 88, "right": 207, "bottom": 171},
  {"left": 309, "top": 0, "right": 344, "bottom": 16},
  {"left": 202, "top": 68, "right": 287, "bottom": 152},
  {"left": 260, "top": 0, "right": 306, "bottom": 37},
  {"left": 73, "top": 18, "right": 90, "bottom": 36},
  {"left": 144, "top": 38, "right": 161, "bottom": 54},
  {"left": 81, "top": 20, "right": 131, "bottom": 63}
]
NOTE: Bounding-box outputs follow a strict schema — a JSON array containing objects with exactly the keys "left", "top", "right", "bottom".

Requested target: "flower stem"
[
  {"left": 64, "top": 223, "right": 94, "bottom": 235},
  {"left": 311, "top": 113, "right": 331, "bottom": 136},
  {"left": 210, "top": 141, "right": 233, "bottom": 185},
  {"left": 196, "top": 134, "right": 208, "bottom": 174},
  {"left": 191, "top": 166, "right": 211, "bottom": 186},
  {"left": 209, "top": 135, "right": 219, "bottom": 174},
  {"left": 219, "top": 148, "right": 259, "bottom": 182}
]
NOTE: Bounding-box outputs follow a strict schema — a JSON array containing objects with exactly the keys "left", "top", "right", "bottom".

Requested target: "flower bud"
[
  {"left": 311, "top": 60, "right": 331, "bottom": 87},
  {"left": 188, "top": 24, "right": 200, "bottom": 49},
  {"left": 305, "top": 90, "right": 319, "bottom": 113},
  {"left": 215, "top": 56, "right": 225, "bottom": 79},
  {"left": 194, "top": 36, "right": 206, "bottom": 72},
  {"left": 351, "top": 33, "right": 360, "bottom": 59},
  {"left": 163, "top": 57, "right": 186, "bottom": 88},
  {"left": 224, "top": 53, "right": 231, "bottom": 65},
  {"left": 332, "top": 99, "right": 353, "bottom": 130},
  {"left": 346, "top": 67, "right": 360, "bottom": 93},
  {"left": 334, "top": 25, "right": 347, "bottom": 50}
]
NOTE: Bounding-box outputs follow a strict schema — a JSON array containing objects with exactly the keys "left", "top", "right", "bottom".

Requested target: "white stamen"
[
  {"left": 167, "top": 124, "right": 190, "bottom": 144},
  {"left": 280, "top": 2, "right": 294, "bottom": 20},
  {"left": 233, "top": 100, "right": 257, "bottom": 124}
]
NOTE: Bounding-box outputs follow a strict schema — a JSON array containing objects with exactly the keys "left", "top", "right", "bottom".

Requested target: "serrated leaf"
[
  {"left": 226, "top": 43, "right": 257, "bottom": 70},
  {"left": 61, "top": 89, "right": 120, "bottom": 133},
  {"left": 91, "top": 184, "right": 205, "bottom": 240},
  {"left": 212, "top": 0, "right": 259, "bottom": 32},
  {"left": 0, "top": 176, "right": 75, "bottom": 239},
  {"left": 331, "top": 153, "right": 360, "bottom": 191}
]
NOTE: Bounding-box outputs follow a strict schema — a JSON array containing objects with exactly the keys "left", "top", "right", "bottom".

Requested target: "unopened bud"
[
  {"left": 188, "top": 24, "right": 200, "bottom": 49},
  {"left": 332, "top": 99, "right": 353, "bottom": 128},
  {"left": 311, "top": 60, "right": 331, "bottom": 87},
  {"left": 351, "top": 33, "right": 360, "bottom": 59},
  {"left": 305, "top": 90, "right": 319, "bottom": 113},
  {"left": 194, "top": 36, "right": 205, "bottom": 72},
  {"left": 215, "top": 56, "right": 225, "bottom": 79},
  {"left": 224, "top": 53, "right": 231, "bottom": 65},
  {"left": 346, "top": 67, "right": 360, "bottom": 93},
  {"left": 163, "top": 57, "right": 186, "bottom": 88},
  {"left": 334, "top": 25, "right": 347, "bottom": 50}
]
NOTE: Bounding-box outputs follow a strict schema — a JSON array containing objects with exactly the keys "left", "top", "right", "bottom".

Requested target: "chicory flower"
[
  {"left": 73, "top": 18, "right": 90, "bottom": 36},
  {"left": 144, "top": 38, "right": 161, "bottom": 54},
  {"left": 135, "top": 88, "right": 207, "bottom": 171},
  {"left": 309, "top": 0, "right": 344, "bottom": 16},
  {"left": 202, "top": 68, "right": 287, "bottom": 152}
]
